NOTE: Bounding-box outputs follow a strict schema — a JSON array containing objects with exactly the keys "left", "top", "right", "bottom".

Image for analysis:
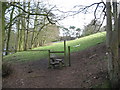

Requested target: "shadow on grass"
[{"left": 92, "top": 80, "right": 111, "bottom": 88}]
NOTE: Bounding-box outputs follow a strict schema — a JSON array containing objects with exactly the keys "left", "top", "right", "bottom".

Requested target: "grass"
[
  {"left": 93, "top": 80, "right": 111, "bottom": 88},
  {"left": 3, "top": 32, "right": 106, "bottom": 63}
]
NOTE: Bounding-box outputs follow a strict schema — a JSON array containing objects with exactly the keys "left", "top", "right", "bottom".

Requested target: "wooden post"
[
  {"left": 68, "top": 46, "right": 71, "bottom": 66},
  {"left": 48, "top": 50, "right": 51, "bottom": 68},
  {"left": 64, "top": 40, "right": 67, "bottom": 66}
]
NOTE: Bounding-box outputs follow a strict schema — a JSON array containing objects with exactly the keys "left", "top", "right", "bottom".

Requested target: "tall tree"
[
  {"left": 15, "top": 2, "right": 22, "bottom": 52},
  {"left": 0, "top": 3, "right": 2, "bottom": 87},
  {"left": 24, "top": 2, "right": 30, "bottom": 50},
  {"left": 106, "top": 0, "right": 120, "bottom": 87},
  {"left": 3, "top": 1, "right": 59, "bottom": 54},
  {"left": 5, "top": 6, "right": 15, "bottom": 55},
  {"left": 30, "top": 2, "right": 39, "bottom": 48},
  {"left": 22, "top": 1, "right": 27, "bottom": 51},
  {"left": 2, "top": 2, "right": 8, "bottom": 54}
]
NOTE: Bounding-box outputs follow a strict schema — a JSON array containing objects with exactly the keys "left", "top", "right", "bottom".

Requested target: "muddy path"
[{"left": 3, "top": 43, "right": 108, "bottom": 88}]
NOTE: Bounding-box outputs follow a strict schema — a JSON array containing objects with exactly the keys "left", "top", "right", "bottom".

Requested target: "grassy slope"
[{"left": 3, "top": 32, "right": 106, "bottom": 63}]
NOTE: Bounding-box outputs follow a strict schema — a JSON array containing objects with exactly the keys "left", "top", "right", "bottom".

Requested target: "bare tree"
[
  {"left": 5, "top": 6, "right": 15, "bottom": 55},
  {"left": 3, "top": 1, "right": 57, "bottom": 53},
  {"left": 24, "top": 2, "right": 30, "bottom": 51},
  {"left": 106, "top": 0, "right": 120, "bottom": 87},
  {"left": 59, "top": 0, "right": 120, "bottom": 87}
]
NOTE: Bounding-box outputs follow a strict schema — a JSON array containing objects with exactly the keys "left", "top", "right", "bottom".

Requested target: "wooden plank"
[
  {"left": 56, "top": 59, "right": 63, "bottom": 61},
  {"left": 50, "top": 51, "right": 64, "bottom": 53}
]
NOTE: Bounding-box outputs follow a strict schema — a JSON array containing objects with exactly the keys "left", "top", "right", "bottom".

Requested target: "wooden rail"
[{"left": 50, "top": 51, "right": 64, "bottom": 53}]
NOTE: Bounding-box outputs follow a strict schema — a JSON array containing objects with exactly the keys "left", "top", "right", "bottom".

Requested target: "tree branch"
[{"left": 10, "top": 3, "right": 48, "bottom": 16}]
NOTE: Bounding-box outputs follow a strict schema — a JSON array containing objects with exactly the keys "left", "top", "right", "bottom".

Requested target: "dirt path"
[{"left": 3, "top": 43, "right": 108, "bottom": 88}]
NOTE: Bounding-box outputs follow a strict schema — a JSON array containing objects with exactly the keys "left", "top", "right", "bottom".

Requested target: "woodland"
[{"left": 1, "top": 0, "right": 120, "bottom": 88}]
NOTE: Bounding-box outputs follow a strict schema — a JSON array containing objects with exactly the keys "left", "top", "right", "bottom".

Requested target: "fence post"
[
  {"left": 48, "top": 50, "right": 51, "bottom": 68},
  {"left": 64, "top": 40, "right": 67, "bottom": 66},
  {"left": 68, "top": 46, "right": 71, "bottom": 66}
]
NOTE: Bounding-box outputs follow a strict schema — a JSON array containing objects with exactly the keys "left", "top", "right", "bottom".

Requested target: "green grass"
[{"left": 3, "top": 32, "right": 106, "bottom": 63}]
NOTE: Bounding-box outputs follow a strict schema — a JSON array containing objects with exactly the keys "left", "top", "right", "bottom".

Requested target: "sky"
[
  {"left": 42, "top": 0, "right": 104, "bottom": 29},
  {"left": 3, "top": 0, "right": 120, "bottom": 36},
  {"left": 4, "top": 0, "right": 120, "bottom": 30}
]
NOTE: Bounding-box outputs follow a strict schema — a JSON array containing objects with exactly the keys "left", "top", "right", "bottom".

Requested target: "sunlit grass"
[{"left": 3, "top": 32, "right": 106, "bottom": 63}]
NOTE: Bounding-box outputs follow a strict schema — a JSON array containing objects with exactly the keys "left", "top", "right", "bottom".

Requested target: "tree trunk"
[
  {"left": 5, "top": 7, "right": 15, "bottom": 55},
  {"left": 118, "top": 4, "right": 120, "bottom": 46},
  {"left": 24, "top": 2, "right": 30, "bottom": 51},
  {"left": 31, "top": 3, "right": 39, "bottom": 48},
  {"left": 15, "top": 2, "right": 21, "bottom": 52},
  {"left": 106, "top": 0, "right": 120, "bottom": 88},
  {"left": 2, "top": 3, "right": 7, "bottom": 56},
  {"left": 0, "top": 2, "right": 2, "bottom": 88},
  {"left": 18, "top": 28, "right": 22, "bottom": 51},
  {"left": 15, "top": 17, "right": 20, "bottom": 52}
]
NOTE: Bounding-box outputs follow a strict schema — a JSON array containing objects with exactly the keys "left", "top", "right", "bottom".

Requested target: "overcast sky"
[
  {"left": 42, "top": 0, "right": 104, "bottom": 29},
  {"left": 5, "top": 0, "right": 120, "bottom": 29},
  {"left": 4, "top": 0, "right": 120, "bottom": 34}
]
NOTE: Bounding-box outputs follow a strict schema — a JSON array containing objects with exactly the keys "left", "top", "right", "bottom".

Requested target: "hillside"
[
  {"left": 3, "top": 32, "right": 106, "bottom": 63},
  {"left": 3, "top": 43, "right": 110, "bottom": 88},
  {"left": 3, "top": 31, "right": 110, "bottom": 88}
]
